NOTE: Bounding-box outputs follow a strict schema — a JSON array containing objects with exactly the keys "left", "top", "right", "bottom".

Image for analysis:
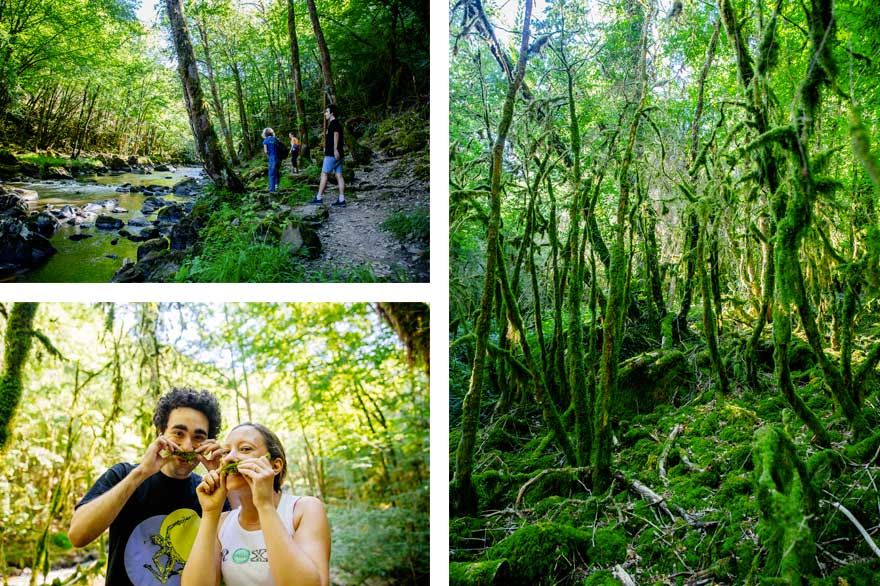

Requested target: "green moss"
[
  {"left": 486, "top": 523, "right": 591, "bottom": 585},
  {"left": 752, "top": 426, "right": 816, "bottom": 583},
  {"left": 717, "top": 474, "right": 753, "bottom": 500},
  {"left": 590, "top": 526, "right": 627, "bottom": 566},
  {"left": 583, "top": 570, "right": 617, "bottom": 586},
  {"left": 450, "top": 559, "right": 510, "bottom": 586}
]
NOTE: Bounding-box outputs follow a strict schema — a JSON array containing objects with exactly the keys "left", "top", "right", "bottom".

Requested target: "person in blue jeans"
[{"left": 262, "top": 128, "right": 282, "bottom": 193}]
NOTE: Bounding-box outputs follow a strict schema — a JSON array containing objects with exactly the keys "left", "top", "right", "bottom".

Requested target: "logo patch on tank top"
[{"left": 232, "top": 548, "right": 250, "bottom": 564}]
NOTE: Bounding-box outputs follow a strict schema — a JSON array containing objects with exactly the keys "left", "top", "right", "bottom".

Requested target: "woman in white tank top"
[{"left": 181, "top": 423, "right": 331, "bottom": 586}]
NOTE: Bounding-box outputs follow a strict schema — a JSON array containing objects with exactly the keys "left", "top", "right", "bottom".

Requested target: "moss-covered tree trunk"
[
  {"left": 230, "top": 61, "right": 254, "bottom": 159},
  {"left": 452, "top": 0, "right": 534, "bottom": 515},
  {"left": 0, "top": 303, "right": 38, "bottom": 451},
  {"left": 593, "top": 2, "right": 651, "bottom": 491},
  {"left": 166, "top": 0, "right": 243, "bottom": 192},
  {"left": 287, "top": 0, "right": 310, "bottom": 161},
  {"left": 698, "top": 226, "right": 729, "bottom": 401},
  {"left": 563, "top": 51, "right": 591, "bottom": 467}
]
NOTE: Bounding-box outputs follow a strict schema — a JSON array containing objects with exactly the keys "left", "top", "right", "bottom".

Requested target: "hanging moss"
[
  {"left": 485, "top": 522, "right": 591, "bottom": 585},
  {"left": 752, "top": 426, "right": 816, "bottom": 584}
]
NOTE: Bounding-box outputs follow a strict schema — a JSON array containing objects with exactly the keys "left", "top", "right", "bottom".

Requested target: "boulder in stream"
[
  {"left": 109, "top": 156, "right": 131, "bottom": 171},
  {"left": 45, "top": 166, "right": 73, "bottom": 180},
  {"left": 154, "top": 163, "right": 176, "bottom": 172},
  {"left": 69, "top": 233, "right": 93, "bottom": 241},
  {"left": 0, "top": 217, "right": 57, "bottom": 269},
  {"left": 0, "top": 192, "right": 30, "bottom": 219},
  {"left": 172, "top": 177, "right": 200, "bottom": 196},
  {"left": 142, "top": 197, "right": 168, "bottom": 214},
  {"left": 157, "top": 203, "right": 186, "bottom": 225},
  {"left": 95, "top": 215, "right": 124, "bottom": 230},
  {"left": 27, "top": 212, "right": 61, "bottom": 237}
]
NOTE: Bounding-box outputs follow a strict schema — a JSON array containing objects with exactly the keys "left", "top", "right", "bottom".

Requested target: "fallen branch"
[
  {"left": 659, "top": 423, "right": 683, "bottom": 482},
  {"left": 823, "top": 500, "right": 880, "bottom": 559},
  {"left": 615, "top": 471, "right": 676, "bottom": 524},
  {"left": 612, "top": 564, "right": 637, "bottom": 586},
  {"left": 515, "top": 467, "right": 592, "bottom": 508}
]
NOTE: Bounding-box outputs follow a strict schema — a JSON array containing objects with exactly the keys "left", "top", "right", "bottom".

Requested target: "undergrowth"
[
  {"left": 381, "top": 208, "right": 430, "bottom": 243},
  {"left": 449, "top": 332, "right": 880, "bottom": 585}
]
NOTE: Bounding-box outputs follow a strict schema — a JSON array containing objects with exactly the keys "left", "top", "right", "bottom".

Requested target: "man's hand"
[
  {"left": 334, "top": 149, "right": 341, "bottom": 161},
  {"left": 139, "top": 436, "right": 180, "bottom": 477}
]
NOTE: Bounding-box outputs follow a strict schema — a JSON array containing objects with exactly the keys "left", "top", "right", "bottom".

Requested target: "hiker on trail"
[
  {"left": 262, "top": 128, "right": 283, "bottom": 193},
  {"left": 181, "top": 422, "right": 331, "bottom": 586},
  {"left": 309, "top": 104, "right": 346, "bottom": 207},
  {"left": 289, "top": 133, "right": 301, "bottom": 174},
  {"left": 69, "top": 388, "right": 227, "bottom": 586}
]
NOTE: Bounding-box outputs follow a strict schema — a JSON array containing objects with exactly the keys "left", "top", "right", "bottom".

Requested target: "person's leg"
[
  {"left": 317, "top": 172, "right": 328, "bottom": 198},
  {"left": 273, "top": 161, "right": 281, "bottom": 189},
  {"left": 268, "top": 160, "right": 276, "bottom": 192},
  {"left": 335, "top": 172, "right": 345, "bottom": 202}
]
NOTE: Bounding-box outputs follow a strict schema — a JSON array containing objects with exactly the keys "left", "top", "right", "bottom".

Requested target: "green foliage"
[
  {"left": 589, "top": 526, "right": 627, "bottom": 566},
  {"left": 381, "top": 209, "right": 430, "bottom": 243},
  {"left": 328, "top": 502, "right": 428, "bottom": 584},
  {"left": 583, "top": 570, "right": 617, "bottom": 586}
]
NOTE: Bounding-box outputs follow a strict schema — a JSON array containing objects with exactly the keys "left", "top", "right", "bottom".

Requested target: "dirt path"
[{"left": 299, "top": 150, "right": 429, "bottom": 282}]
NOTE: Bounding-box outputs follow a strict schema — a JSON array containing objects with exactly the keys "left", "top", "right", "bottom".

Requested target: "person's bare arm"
[
  {"left": 261, "top": 497, "right": 330, "bottom": 586},
  {"left": 69, "top": 436, "right": 174, "bottom": 547},
  {"left": 333, "top": 131, "right": 341, "bottom": 161}
]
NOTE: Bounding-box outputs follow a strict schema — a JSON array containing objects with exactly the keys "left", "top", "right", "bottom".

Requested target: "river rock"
[
  {"left": 121, "top": 226, "right": 159, "bottom": 242},
  {"left": 109, "top": 156, "right": 131, "bottom": 171},
  {"left": 172, "top": 177, "right": 199, "bottom": 196},
  {"left": 154, "top": 163, "right": 176, "bottom": 172},
  {"left": 1, "top": 185, "right": 38, "bottom": 201},
  {"left": 0, "top": 193, "right": 29, "bottom": 219},
  {"left": 69, "top": 233, "right": 93, "bottom": 241},
  {"left": 83, "top": 199, "right": 118, "bottom": 213},
  {"left": 95, "top": 215, "right": 124, "bottom": 230},
  {"left": 0, "top": 217, "right": 57, "bottom": 269},
  {"left": 137, "top": 237, "right": 169, "bottom": 262},
  {"left": 128, "top": 216, "right": 150, "bottom": 227},
  {"left": 111, "top": 207, "right": 127, "bottom": 214},
  {"left": 157, "top": 203, "right": 186, "bottom": 224},
  {"left": 52, "top": 205, "right": 78, "bottom": 220},
  {"left": 45, "top": 166, "right": 73, "bottom": 180},
  {"left": 169, "top": 219, "right": 197, "bottom": 250},
  {"left": 111, "top": 259, "right": 144, "bottom": 283},
  {"left": 115, "top": 185, "right": 130, "bottom": 192},
  {"left": 142, "top": 197, "right": 168, "bottom": 214},
  {"left": 146, "top": 184, "right": 169, "bottom": 193},
  {"left": 27, "top": 212, "right": 61, "bottom": 237}
]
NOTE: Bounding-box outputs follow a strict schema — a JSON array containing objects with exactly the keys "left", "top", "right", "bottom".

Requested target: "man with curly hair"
[{"left": 70, "top": 388, "right": 228, "bottom": 586}]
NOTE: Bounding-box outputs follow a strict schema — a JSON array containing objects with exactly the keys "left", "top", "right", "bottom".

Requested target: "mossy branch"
[
  {"left": 738, "top": 125, "right": 797, "bottom": 157},
  {"left": 32, "top": 330, "right": 65, "bottom": 361}
]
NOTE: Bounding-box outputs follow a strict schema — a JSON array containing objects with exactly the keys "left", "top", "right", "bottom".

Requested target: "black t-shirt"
[
  {"left": 76, "top": 463, "right": 216, "bottom": 586},
  {"left": 324, "top": 118, "right": 344, "bottom": 159}
]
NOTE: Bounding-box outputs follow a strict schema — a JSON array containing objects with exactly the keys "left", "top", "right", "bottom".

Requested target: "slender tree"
[
  {"left": 288, "top": 0, "right": 311, "bottom": 160},
  {"left": 451, "top": 0, "right": 534, "bottom": 516},
  {"left": 304, "top": 0, "right": 338, "bottom": 106},
  {"left": 165, "top": 0, "right": 244, "bottom": 192}
]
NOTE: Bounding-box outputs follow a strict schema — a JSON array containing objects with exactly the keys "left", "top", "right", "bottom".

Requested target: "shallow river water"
[{"left": 12, "top": 166, "right": 203, "bottom": 283}]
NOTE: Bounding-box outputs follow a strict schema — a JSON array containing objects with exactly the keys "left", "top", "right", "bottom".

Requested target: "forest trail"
[{"left": 299, "top": 149, "right": 429, "bottom": 282}]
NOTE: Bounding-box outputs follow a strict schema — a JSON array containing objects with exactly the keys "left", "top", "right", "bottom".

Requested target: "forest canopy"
[
  {"left": 0, "top": 0, "right": 428, "bottom": 158},
  {"left": 449, "top": 0, "right": 880, "bottom": 582},
  {"left": 0, "top": 302, "right": 429, "bottom": 585}
]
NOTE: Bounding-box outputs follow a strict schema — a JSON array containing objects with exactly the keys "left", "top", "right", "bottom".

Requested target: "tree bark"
[
  {"left": 0, "top": 303, "right": 38, "bottom": 451},
  {"left": 165, "top": 0, "right": 243, "bottom": 192},
  {"left": 304, "top": 0, "right": 337, "bottom": 106},
  {"left": 287, "top": 0, "right": 311, "bottom": 160},
  {"left": 196, "top": 21, "right": 239, "bottom": 166}
]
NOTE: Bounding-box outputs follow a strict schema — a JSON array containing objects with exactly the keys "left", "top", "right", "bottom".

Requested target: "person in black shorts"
[
  {"left": 69, "top": 388, "right": 228, "bottom": 586},
  {"left": 309, "top": 104, "right": 346, "bottom": 207}
]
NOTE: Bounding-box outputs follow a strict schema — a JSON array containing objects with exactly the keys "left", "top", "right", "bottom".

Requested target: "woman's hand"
[
  {"left": 196, "top": 470, "right": 228, "bottom": 514},
  {"left": 195, "top": 440, "right": 225, "bottom": 471},
  {"left": 236, "top": 456, "right": 277, "bottom": 509}
]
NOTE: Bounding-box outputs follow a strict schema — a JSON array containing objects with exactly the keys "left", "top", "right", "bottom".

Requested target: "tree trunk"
[
  {"left": 594, "top": 2, "right": 651, "bottom": 491},
  {"left": 196, "top": 21, "right": 239, "bottom": 166},
  {"left": 304, "top": 0, "right": 337, "bottom": 106},
  {"left": 0, "top": 303, "right": 38, "bottom": 451},
  {"left": 230, "top": 62, "right": 254, "bottom": 159},
  {"left": 287, "top": 0, "right": 311, "bottom": 160},
  {"left": 165, "top": 0, "right": 243, "bottom": 192},
  {"left": 451, "top": 0, "right": 533, "bottom": 516},
  {"left": 698, "top": 226, "right": 729, "bottom": 401}
]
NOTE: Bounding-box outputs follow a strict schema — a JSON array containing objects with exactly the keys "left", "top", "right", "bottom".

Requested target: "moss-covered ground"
[{"left": 450, "top": 330, "right": 880, "bottom": 585}]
